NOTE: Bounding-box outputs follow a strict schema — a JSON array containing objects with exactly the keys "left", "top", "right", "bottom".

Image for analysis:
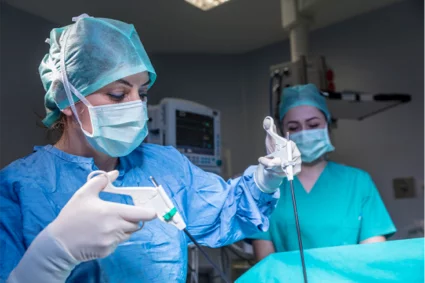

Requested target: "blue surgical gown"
[
  {"left": 251, "top": 161, "right": 396, "bottom": 251},
  {"left": 0, "top": 144, "right": 279, "bottom": 282}
]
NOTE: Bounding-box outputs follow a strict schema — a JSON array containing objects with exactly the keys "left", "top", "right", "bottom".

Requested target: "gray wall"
[
  {"left": 1, "top": 0, "right": 423, "bottom": 236},
  {"left": 242, "top": 0, "right": 424, "bottom": 235},
  {"left": 0, "top": 4, "right": 56, "bottom": 166}
]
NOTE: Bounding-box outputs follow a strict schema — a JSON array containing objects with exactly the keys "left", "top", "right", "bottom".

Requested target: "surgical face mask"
[
  {"left": 82, "top": 100, "right": 149, "bottom": 157},
  {"left": 290, "top": 128, "right": 335, "bottom": 163}
]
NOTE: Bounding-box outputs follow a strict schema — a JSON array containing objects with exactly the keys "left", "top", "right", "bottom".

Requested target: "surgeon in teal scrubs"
[{"left": 251, "top": 84, "right": 397, "bottom": 261}]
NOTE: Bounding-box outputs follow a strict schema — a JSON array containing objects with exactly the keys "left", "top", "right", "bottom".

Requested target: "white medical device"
[{"left": 147, "top": 98, "right": 222, "bottom": 175}]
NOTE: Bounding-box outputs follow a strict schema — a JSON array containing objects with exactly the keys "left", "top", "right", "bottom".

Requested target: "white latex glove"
[
  {"left": 48, "top": 170, "right": 157, "bottom": 261},
  {"left": 8, "top": 171, "right": 156, "bottom": 283},
  {"left": 265, "top": 122, "right": 279, "bottom": 155},
  {"left": 254, "top": 117, "right": 302, "bottom": 193},
  {"left": 259, "top": 141, "right": 301, "bottom": 177}
]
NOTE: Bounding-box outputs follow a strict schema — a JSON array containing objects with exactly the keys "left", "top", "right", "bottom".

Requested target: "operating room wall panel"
[
  {"left": 242, "top": 0, "right": 424, "bottom": 236},
  {"left": 0, "top": 4, "right": 57, "bottom": 167}
]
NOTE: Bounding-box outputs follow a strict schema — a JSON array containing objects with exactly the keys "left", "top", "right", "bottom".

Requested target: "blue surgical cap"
[
  {"left": 279, "top": 84, "right": 331, "bottom": 122},
  {"left": 39, "top": 14, "right": 157, "bottom": 127}
]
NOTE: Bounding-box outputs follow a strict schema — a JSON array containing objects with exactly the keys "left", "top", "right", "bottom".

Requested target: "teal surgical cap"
[
  {"left": 39, "top": 14, "right": 157, "bottom": 127},
  {"left": 279, "top": 84, "right": 331, "bottom": 122}
]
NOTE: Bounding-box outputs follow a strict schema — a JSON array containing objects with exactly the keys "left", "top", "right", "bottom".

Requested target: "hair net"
[
  {"left": 279, "top": 84, "right": 331, "bottom": 122},
  {"left": 39, "top": 14, "right": 157, "bottom": 127}
]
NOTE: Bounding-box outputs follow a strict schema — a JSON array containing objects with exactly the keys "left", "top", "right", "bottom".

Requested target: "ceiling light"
[{"left": 185, "top": 0, "right": 231, "bottom": 11}]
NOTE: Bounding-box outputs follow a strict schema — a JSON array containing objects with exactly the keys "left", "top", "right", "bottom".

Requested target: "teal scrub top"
[{"left": 251, "top": 162, "right": 396, "bottom": 252}]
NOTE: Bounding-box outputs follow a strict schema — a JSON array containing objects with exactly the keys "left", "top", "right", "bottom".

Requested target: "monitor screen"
[{"left": 176, "top": 110, "right": 214, "bottom": 155}]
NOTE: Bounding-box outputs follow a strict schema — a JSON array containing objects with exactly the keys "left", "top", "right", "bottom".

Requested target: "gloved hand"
[
  {"left": 254, "top": 117, "right": 302, "bottom": 193},
  {"left": 265, "top": 122, "right": 279, "bottom": 155},
  {"left": 47, "top": 170, "right": 157, "bottom": 262},
  {"left": 8, "top": 171, "right": 156, "bottom": 283},
  {"left": 260, "top": 139, "right": 301, "bottom": 177}
]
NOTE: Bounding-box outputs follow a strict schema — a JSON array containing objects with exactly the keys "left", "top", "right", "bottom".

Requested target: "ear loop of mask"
[
  {"left": 59, "top": 12, "right": 94, "bottom": 123},
  {"left": 58, "top": 29, "right": 94, "bottom": 134},
  {"left": 45, "top": 56, "right": 83, "bottom": 129}
]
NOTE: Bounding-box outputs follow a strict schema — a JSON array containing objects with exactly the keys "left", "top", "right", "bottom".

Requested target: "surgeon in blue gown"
[{"left": 0, "top": 14, "right": 301, "bottom": 283}]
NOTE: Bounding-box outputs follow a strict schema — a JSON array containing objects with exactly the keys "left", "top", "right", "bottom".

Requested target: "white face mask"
[
  {"left": 290, "top": 127, "right": 335, "bottom": 163},
  {"left": 82, "top": 100, "right": 149, "bottom": 157}
]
